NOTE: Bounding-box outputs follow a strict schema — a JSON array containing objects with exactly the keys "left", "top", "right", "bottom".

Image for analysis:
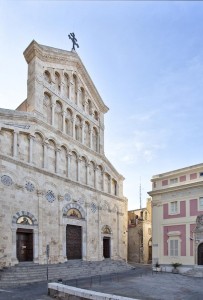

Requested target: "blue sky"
[{"left": 1, "top": 1, "right": 203, "bottom": 209}]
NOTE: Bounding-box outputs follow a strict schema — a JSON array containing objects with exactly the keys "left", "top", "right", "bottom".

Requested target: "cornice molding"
[{"left": 148, "top": 181, "right": 203, "bottom": 197}]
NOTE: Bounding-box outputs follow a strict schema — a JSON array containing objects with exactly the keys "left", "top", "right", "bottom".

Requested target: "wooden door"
[
  {"left": 198, "top": 243, "right": 203, "bottom": 265},
  {"left": 17, "top": 230, "right": 33, "bottom": 262},
  {"left": 66, "top": 225, "right": 82, "bottom": 259},
  {"left": 103, "top": 237, "right": 110, "bottom": 258}
]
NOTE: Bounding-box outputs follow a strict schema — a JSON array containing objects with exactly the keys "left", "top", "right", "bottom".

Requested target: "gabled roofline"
[{"left": 23, "top": 40, "right": 109, "bottom": 114}]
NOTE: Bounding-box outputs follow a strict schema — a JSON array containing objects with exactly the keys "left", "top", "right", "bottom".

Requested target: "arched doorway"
[
  {"left": 103, "top": 237, "right": 110, "bottom": 258},
  {"left": 66, "top": 224, "right": 82, "bottom": 259},
  {"left": 148, "top": 238, "right": 152, "bottom": 263},
  {"left": 102, "top": 225, "right": 112, "bottom": 259},
  {"left": 17, "top": 228, "right": 33, "bottom": 262},
  {"left": 198, "top": 243, "right": 203, "bottom": 265}
]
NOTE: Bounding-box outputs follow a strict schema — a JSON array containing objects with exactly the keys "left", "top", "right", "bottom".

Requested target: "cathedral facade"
[{"left": 0, "top": 41, "right": 127, "bottom": 267}]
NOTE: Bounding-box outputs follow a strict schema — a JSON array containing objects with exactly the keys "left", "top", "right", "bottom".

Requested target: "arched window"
[
  {"left": 65, "top": 108, "right": 73, "bottom": 136},
  {"left": 33, "top": 133, "right": 44, "bottom": 168},
  {"left": 59, "top": 146, "right": 67, "bottom": 176},
  {"left": 80, "top": 156, "right": 87, "bottom": 185},
  {"left": 55, "top": 101, "right": 63, "bottom": 131},
  {"left": 87, "top": 99, "right": 92, "bottom": 115},
  {"left": 71, "top": 151, "right": 77, "bottom": 181},
  {"left": 73, "top": 74, "right": 77, "bottom": 104},
  {"left": 92, "top": 127, "right": 98, "bottom": 152},
  {"left": 84, "top": 121, "right": 90, "bottom": 147},
  {"left": 47, "top": 139, "right": 56, "bottom": 173},
  {"left": 97, "top": 165, "right": 103, "bottom": 190},
  {"left": 89, "top": 161, "right": 95, "bottom": 188},
  {"left": 112, "top": 179, "right": 117, "bottom": 196},
  {"left": 43, "top": 92, "right": 52, "bottom": 125},
  {"left": 55, "top": 72, "right": 61, "bottom": 91},
  {"left": 104, "top": 173, "right": 110, "bottom": 193},
  {"left": 94, "top": 111, "right": 99, "bottom": 121},
  {"left": 44, "top": 70, "right": 51, "bottom": 83},
  {"left": 80, "top": 87, "right": 85, "bottom": 110},
  {"left": 75, "top": 116, "right": 82, "bottom": 142},
  {"left": 64, "top": 73, "right": 70, "bottom": 98}
]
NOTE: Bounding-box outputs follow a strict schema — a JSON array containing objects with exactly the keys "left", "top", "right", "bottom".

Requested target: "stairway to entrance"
[{"left": 0, "top": 259, "right": 133, "bottom": 288}]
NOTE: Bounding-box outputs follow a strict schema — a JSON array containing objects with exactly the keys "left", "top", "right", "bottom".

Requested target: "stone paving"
[{"left": 0, "top": 265, "right": 203, "bottom": 300}]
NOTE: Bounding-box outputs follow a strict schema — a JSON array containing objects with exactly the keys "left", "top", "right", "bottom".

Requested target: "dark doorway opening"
[
  {"left": 66, "top": 225, "right": 82, "bottom": 259},
  {"left": 198, "top": 243, "right": 203, "bottom": 265},
  {"left": 103, "top": 237, "right": 110, "bottom": 258},
  {"left": 17, "top": 229, "right": 33, "bottom": 262}
]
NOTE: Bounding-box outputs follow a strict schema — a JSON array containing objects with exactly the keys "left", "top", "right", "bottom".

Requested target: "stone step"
[{"left": 0, "top": 259, "right": 133, "bottom": 287}]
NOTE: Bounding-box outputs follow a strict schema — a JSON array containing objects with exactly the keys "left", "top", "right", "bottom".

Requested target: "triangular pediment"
[{"left": 23, "top": 40, "right": 108, "bottom": 114}]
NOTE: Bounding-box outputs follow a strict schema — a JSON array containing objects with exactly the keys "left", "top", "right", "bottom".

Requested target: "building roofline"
[{"left": 151, "top": 162, "right": 203, "bottom": 180}]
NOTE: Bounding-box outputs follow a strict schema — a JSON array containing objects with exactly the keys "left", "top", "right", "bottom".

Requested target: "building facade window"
[
  {"left": 170, "top": 201, "right": 178, "bottom": 214},
  {"left": 199, "top": 197, "right": 203, "bottom": 211},
  {"left": 170, "top": 178, "right": 178, "bottom": 184},
  {"left": 169, "top": 239, "right": 179, "bottom": 257}
]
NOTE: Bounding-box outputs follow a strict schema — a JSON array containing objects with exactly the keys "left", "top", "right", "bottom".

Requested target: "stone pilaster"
[
  {"left": 13, "top": 131, "right": 18, "bottom": 158},
  {"left": 51, "top": 103, "right": 55, "bottom": 126},
  {"left": 29, "top": 134, "right": 35, "bottom": 164}
]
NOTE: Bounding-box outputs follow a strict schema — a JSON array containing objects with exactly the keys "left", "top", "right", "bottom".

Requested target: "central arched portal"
[
  {"left": 198, "top": 243, "right": 203, "bottom": 265},
  {"left": 16, "top": 228, "right": 33, "bottom": 262},
  {"left": 66, "top": 225, "right": 82, "bottom": 259}
]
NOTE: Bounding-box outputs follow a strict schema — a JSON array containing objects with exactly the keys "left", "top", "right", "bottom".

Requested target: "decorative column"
[
  {"left": 86, "top": 162, "right": 90, "bottom": 186},
  {"left": 109, "top": 175, "right": 112, "bottom": 194},
  {"left": 13, "top": 131, "right": 18, "bottom": 158},
  {"left": 43, "top": 140, "right": 49, "bottom": 169},
  {"left": 76, "top": 87, "right": 80, "bottom": 106},
  {"left": 29, "top": 134, "right": 35, "bottom": 164},
  {"left": 94, "top": 166, "right": 98, "bottom": 189},
  {"left": 89, "top": 127, "right": 93, "bottom": 149},
  {"left": 101, "top": 171, "right": 104, "bottom": 191},
  {"left": 81, "top": 120, "right": 85, "bottom": 144},
  {"left": 69, "top": 80, "right": 73, "bottom": 102},
  {"left": 51, "top": 102, "right": 55, "bottom": 126},
  {"left": 62, "top": 111, "right": 66, "bottom": 133},
  {"left": 55, "top": 147, "right": 61, "bottom": 173},
  {"left": 96, "top": 131, "right": 100, "bottom": 152},
  {"left": 72, "top": 115, "right": 76, "bottom": 140},
  {"left": 78, "top": 157, "right": 82, "bottom": 182},
  {"left": 67, "top": 152, "right": 72, "bottom": 178}
]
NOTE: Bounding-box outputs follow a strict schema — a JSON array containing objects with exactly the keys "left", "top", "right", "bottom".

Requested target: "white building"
[{"left": 0, "top": 40, "right": 128, "bottom": 267}]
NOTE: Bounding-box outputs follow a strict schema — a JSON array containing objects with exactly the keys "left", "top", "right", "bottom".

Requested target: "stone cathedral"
[{"left": 0, "top": 40, "right": 128, "bottom": 267}]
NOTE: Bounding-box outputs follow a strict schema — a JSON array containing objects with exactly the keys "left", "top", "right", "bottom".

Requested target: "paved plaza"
[{"left": 0, "top": 266, "right": 203, "bottom": 300}]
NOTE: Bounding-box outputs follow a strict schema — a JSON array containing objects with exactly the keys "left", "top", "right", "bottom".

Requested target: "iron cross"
[{"left": 68, "top": 32, "right": 79, "bottom": 51}]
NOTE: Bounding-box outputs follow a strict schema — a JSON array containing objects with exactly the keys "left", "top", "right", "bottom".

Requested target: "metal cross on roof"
[{"left": 68, "top": 32, "right": 79, "bottom": 51}]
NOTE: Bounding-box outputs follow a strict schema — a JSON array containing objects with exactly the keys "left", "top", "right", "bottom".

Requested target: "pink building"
[{"left": 148, "top": 163, "right": 203, "bottom": 274}]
